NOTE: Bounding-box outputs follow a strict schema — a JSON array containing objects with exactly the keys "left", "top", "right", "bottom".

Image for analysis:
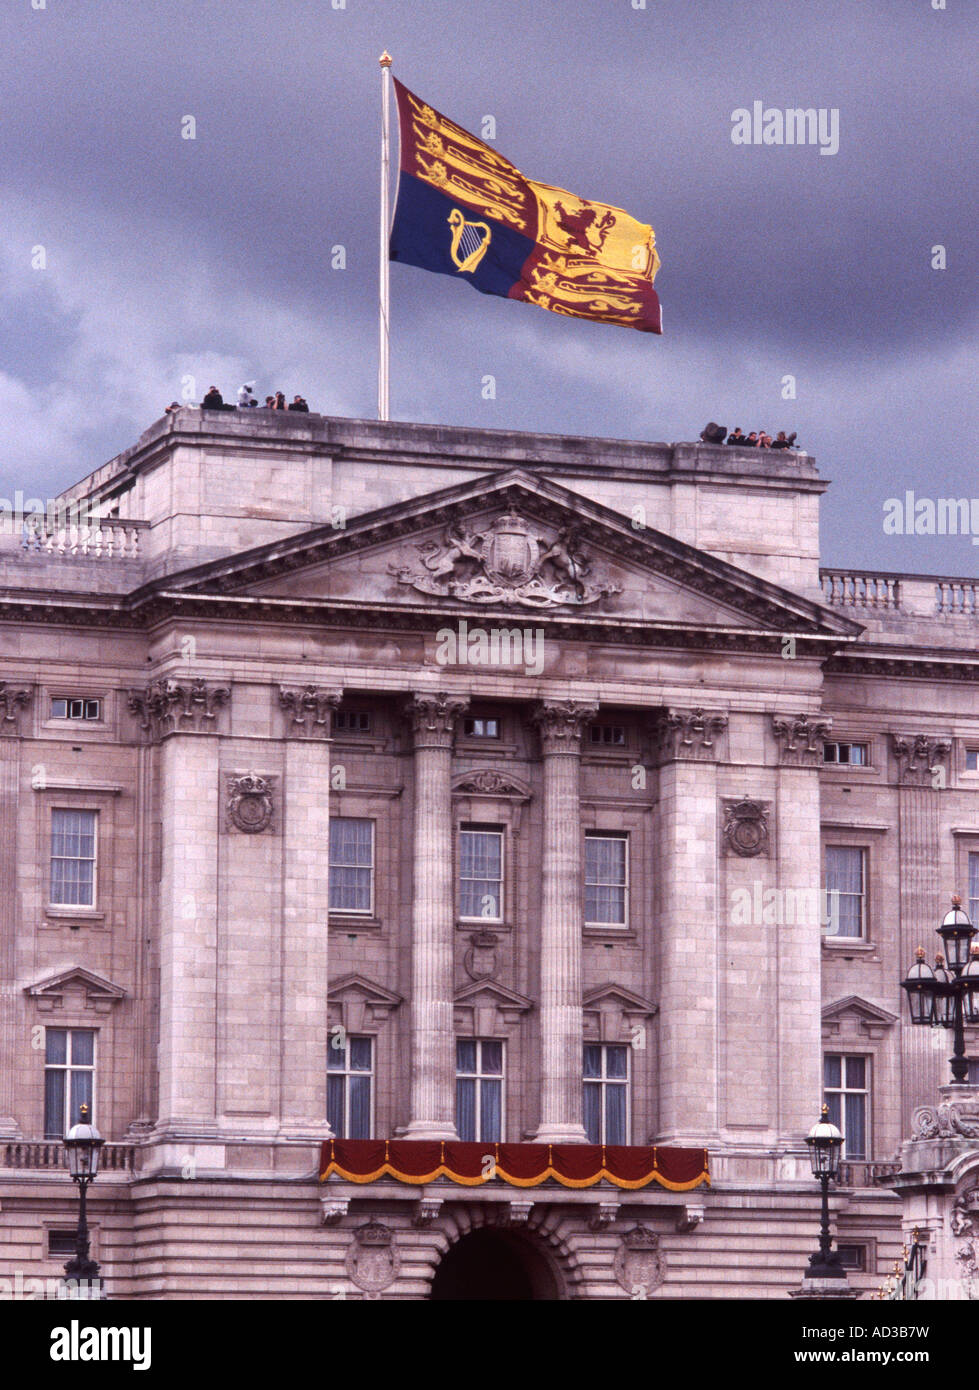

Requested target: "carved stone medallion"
[
  {"left": 226, "top": 772, "right": 275, "bottom": 834},
  {"left": 389, "top": 510, "right": 621, "bottom": 610},
  {"left": 464, "top": 930, "right": 499, "bottom": 981},
  {"left": 722, "top": 798, "right": 770, "bottom": 858},
  {"left": 613, "top": 1226, "right": 664, "bottom": 1295},
  {"left": 345, "top": 1221, "right": 400, "bottom": 1293}
]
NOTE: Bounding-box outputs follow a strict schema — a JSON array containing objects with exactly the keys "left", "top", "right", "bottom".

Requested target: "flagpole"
[{"left": 378, "top": 51, "right": 393, "bottom": 422}]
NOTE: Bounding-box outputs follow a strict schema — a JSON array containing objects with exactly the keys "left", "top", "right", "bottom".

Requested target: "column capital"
[
  {"left": 771, "top": 713, "right": 832, "bottom": 766},
  {"left": 654, "top": 706, "right": 728, "bottom": 763},
  {"left": 128, "top": 676, "right": 230, "bottom": 741},
  {"left": 404, "top": 692, "right": 469, "bottom": 748},
  {"left": 891, "top": 732, "right": 952, "bottom": 786},
  {"left": 278, "top": 684, "right": 343, "bottom": 738},
  {"left": 532, "top": 699, "right": 598, "bottom": 753},
  {"left": 0, "top": 681, "right": 33, "bottom": 737}
]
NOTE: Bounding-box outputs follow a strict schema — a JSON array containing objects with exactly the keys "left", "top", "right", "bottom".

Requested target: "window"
[
  {"left": 50, "top": 698, "right": 101, "bottom": 721},
  {"left": 966, "top": 750, "right": 979, "bottom": 772},
  {"left": 589, "top": 724, "right": 626, "bottom": 746},
  {"left": 455, "top": 1039, "right": 503, "bottom": 1141},
  {"left": 50, "top": 810, "right": 97, "bottom": 907},
  {"left": 583, "top": 1044, "right": 629, "bottom": 1145},
  {"left": 327, "top": 1035, "right": 373, "bottom": 1139},
  {"left": 967, "top": 1059, "right": 979, "bottom": 1086},
  {"left": 47, "top": 1230, "right": 80, "bottom": 1257},
  {"left": 459, "top": 827, "right": 503, "bottom": 920},
  {"left": 824, "top": 1054, "right": 869, "bottom": 1159},
  {"left": 329, "top": 818, "right": 374, "bottom": 914},
  {"left": 970, "top": 853, "right": 979, "bottom": 927},
  {"left": 836, "top": 1243, "right": 868, "bottom": 1272},
  {"left": 334, "top": 710, "right": 372, "bottom": 733},
  {"left": 824, "top": 846, "right": 866, "bottom": 939},
  {"left": 823, "top": 741, "right": 868, "bottom": 766},
  {"left": 44, "top": 1029, "right": 95, "bottom": 1139},
  {"left": 585, "top": 833, "right": 628, "bottom": 926},
  {"left": 463, "top": 717, "right": 499, "bottom": 738}
]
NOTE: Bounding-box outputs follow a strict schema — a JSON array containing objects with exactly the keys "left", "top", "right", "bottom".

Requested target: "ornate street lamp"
[
  {"left": 901, "top": 897, "right": 979, "bottom": 1084},
  {"left": 62, "top": 1102, "right": 104, "bottom": 1295},
  {"left": 804, "top": 1105, "right": 846, "bottom": 1280}
]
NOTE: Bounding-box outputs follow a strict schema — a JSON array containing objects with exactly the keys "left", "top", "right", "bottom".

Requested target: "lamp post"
[
  {"left": 63, "top": 1102, "right": 104, "bottom": 1296},
  {"left": 901, "top": 896, "right": 979, "bottom": 1084},
  {"left": 803, "top": 1105, "right": 847, "bottom": 1280}
]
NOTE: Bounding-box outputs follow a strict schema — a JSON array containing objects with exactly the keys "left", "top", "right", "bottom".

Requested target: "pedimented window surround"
[
  {"left": 583, "top": 984, "right": 658, "bottom": 1045},
  {"left": 821, "top": 996, "right": 898, "bottom": 1042},
  {"left": 25, "top": 967, "right": 127, "bottom": 1016}
]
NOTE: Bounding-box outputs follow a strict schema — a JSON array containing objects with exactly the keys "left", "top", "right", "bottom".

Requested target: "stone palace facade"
[{"left": 1, "top": 408, "right": 978, "bottom": 1298}]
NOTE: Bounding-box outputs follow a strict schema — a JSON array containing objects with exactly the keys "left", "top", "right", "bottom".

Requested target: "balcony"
[
  {"left": 821, "top": 569, "right": 979, "bottom": 617},
  {"left": 2, "top": 1141, "right": 136, "bottom": 1172},
  {"left": 836, "top": 1159, "right": 901, "bottom": 1188}
]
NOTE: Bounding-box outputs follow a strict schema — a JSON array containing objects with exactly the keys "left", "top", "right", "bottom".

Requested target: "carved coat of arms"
[{"left": 390, "top": 511, "right": 620, "bottom": 610}]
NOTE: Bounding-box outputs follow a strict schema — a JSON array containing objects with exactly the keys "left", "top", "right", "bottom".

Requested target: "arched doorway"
[{"left": 429, "top": 1228, "right": 562, "bottom": 1300}]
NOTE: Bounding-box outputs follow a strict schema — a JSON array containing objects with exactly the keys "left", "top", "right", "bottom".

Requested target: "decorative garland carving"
[{"left": 912, "top": 1101, "right": 979, "bottom": 1141}]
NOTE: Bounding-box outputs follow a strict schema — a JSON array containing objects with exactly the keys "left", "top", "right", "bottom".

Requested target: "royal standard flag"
[{"left": 389, "top": 80, "right": 662, "bottom": 334}]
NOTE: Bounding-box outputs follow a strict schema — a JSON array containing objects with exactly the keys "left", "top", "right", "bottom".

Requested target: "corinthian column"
[
  {"left": 531, "top": 699, "right": 597, "bottom": 1144},
  {"left": 402, "top": 692, "right": 469, "bottom": 1139}
]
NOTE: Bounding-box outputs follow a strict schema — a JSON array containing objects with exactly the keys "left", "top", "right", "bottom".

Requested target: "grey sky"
[{"left": 1, "top": 0, "right": 975, "bottom": 575}]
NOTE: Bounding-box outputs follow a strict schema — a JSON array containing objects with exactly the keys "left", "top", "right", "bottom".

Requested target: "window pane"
[
  {"left": 481, "top": 1040, "right": 503, "bottom": 1075},
  {"left": 605, "top": 1046, "right": 628, "bottom": 1080},
  {"left": 583, "top": 1045, "right": 602, "bottom": 1079},
  {"left": 480, "top": 1079, "right": 502, "bottom": 1142},
  {"left": 826, "top": 847, "right": 863, "bottom": 895},
  {"left": 456, "top": 1039, "right": 477, "bottom": 1074},
  {"left": 844, "top": 1056, "right": 866, "bottom": 1089},
  {"left": 824, "top": 1092, "right": 842, "bottom": 1131},
  {"left": 348, "top": 1075, "right": 371, "bottom": 1139},
  {"left": 583, "top": 1082, "right": 601, "bottom": 1144},
  {"left": 329, "top": 865, "right": 371, "bottom": 912},
  {"left": 330, "top": 819, "right": 372, "bottom": 866},
  {"left": 44, "top": 1070, "right": 65, "bottom": 1139},
  {"left": 327, "top": 1036, "right": 346, "bottom": 1070},
  {"left": 844, "top": 1093, "right": 867, "bottom": 1159},
  {"left": 69, "top": 1070, "right": 93, "bottom": 1127},
  {"left": 849, "top": 744, "right": 867, "bottom": 765},
  {"left": 327, "top": 1074, "right": 345, "bottom": 1136},
  {"left": 970, "top": 852, "right": 979, "bottom": 922},
  {"left": 70, "top": 1031, "right": 94, "bottom": 1066},
  {"left": 456, "top": 1078, "right": 477, "bottom": 1142},
  {"left": 45, "top": 1029, "right": 67, "bottom": 1065},
  {"left": 605, "top": 1083, "right": 627, "bottom": 1145},
  {"left": 823, "top": 1055, "right": 842, "bottom": 1089},
  {"left": 349, "top": 1037, "right": 372, "bottom": 1072}
]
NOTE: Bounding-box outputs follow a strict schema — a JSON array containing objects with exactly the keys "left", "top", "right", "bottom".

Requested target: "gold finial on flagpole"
[{"left": 379, "top": 51, "right": 392, "bottom": 67}]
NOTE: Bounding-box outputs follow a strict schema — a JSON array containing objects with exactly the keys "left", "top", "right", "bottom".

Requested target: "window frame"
[
  {"left": 328, "top": 816, "right": 375, "bottom": 917},
  {"left": 583, "top": 1042, "right": 631, "bottom": 1146},
  {"left": 326, "top": 1033, "right": 375, "bottom": 1139},
  {"left": 584, "top": 831, "right": 629, "bottom": 929},
  {"left": 43, "top": 1027, "right": 97, "bottom": 1140},
  {"left": 822, "top": 844, "right": 867, "bottom": 942},
  {"left": 49, "top": 807, "right": 98, "bottom": 909},
  {"left": 458, "top": 824, "right": 505, "bottom": 924},
  {"left": 823, "top": 1052, "right": 871, "bottom": 1160},
  {"left": 333, "top": 709, "right": 373, "bottom": 735},
  {"left": 462, "top": 716, "right": 501, "bottom": 740},
  {"left": 455, "top": 1037, "right": 505, "bottom": 1142},
  {"left": 822, "top": 740, "right": 870, "bottom": 767}
]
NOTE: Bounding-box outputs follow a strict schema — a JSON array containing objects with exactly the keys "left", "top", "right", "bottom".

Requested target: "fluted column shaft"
[
  {"left": 403, "top": 693, "right": 468, "bottom": 1138},
  {"left": 532, "top": 700, "right": 597, "bottom": 1144}
]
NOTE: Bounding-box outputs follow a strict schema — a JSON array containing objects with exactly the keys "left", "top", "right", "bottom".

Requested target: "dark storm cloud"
[{"left": 1, "top": 0, "right": 975, "bottom": 574}]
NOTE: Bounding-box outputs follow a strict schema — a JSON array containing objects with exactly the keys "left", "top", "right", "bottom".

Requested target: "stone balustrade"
[
  {"left": 821, "top": 569, "right": 979, "bottom": 617},
  {"left": 2, "top": 1141, "right": 137, "bottom": 1171},
  {"left": 9, "top": 519, "right": 148, "bottom": 559}
]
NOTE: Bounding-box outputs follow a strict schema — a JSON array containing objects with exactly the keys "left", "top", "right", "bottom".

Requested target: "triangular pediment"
[
  {"left": 822, "top": 995, "right": 899, "bottom": 1034},
  {"left": 147, "top": 470, "right": 860, "bottom": 646},
  {"left": 328, "top": 974, "right": 403, "bottom": 1009},
  {"left": 25, "top": 966, "right": 127, "bottom": 1013},
  {"left": 454, "top": 979, "right": 534, "bottom": 1012},
  {"left": 583, "top": 983, "right": 659, "bottom": 1017}
]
